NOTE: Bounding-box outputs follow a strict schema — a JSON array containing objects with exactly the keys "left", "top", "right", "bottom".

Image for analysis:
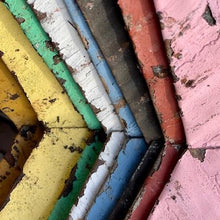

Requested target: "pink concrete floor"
[{"left": 149, "top": 0, "right": 220, "bottom": 219}]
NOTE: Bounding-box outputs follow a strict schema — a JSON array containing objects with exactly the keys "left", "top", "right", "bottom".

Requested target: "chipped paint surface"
[
  {"left": 0, "top": 128, "right": 91, "bottom": 220},
  {"left": 118, "top": 0, "right": 185, "bottom": 145},
  {"left": 126, "top": 143, "right": 183, "bottom": 220},
  {"left": 154, "top": 0, "right": 220, "bottom": 148},
  {"left": 86, "top": 138, "right": 147, "bottom": 220},
  {"left": 49, "top": 138, "right": 103, "bottom": 220},
  {"left": 66, "top": 0, "right": 162, "bottom": 142},
  {"left": 0, "top": 58, "right": 43, "bottom": 206},
  {"left": 0, "top": 59, "right": 38, "bottom": 129},
  {"left": 5, "top": 0, "right": 101, "bottom": 130},
  {"left": 0, "top": 4, "right": 85, "bottom": 128},
  {"left": 0, "top": 4, "right": 92, "bottom": 219},
  {"left": 108, "top": 140, "right": 164, "bottom": 220},
  {"left": 27, "top": 0, "right": 122, "bottom": 133},
  {"left": 69, "top": 132, "right": 125, "bottom": 220},
  {"left": 148, "top": 150, "right": 220, "bottom": 220}
]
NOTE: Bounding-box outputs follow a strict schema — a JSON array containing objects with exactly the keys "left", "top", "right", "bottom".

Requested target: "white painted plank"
[
  {"left": 69, "top": 132, "right": 125, "bottom": 220},
  {"left": 28, "top": 0, "right": 123, "bottom": 133}
]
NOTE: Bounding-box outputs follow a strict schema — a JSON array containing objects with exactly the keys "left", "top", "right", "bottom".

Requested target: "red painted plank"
[
  {"left": 118, "top": 0, "right": 186, "bottom": 218},
  {"left": 118, "top": 0, "right": 184, "bottom": 144}
]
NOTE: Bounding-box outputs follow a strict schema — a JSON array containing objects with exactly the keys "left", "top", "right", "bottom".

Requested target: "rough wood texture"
[
  {"left": 118, "top": 0, "right": 185, "bottom": 145},
  {"left": 86, "top": 138, "right": 146, "bottom": 220},
  {"left": 5, "top": 0, "right": 101, "bottom": 130},
  {"left": 75, "top": 0, "right": 163, "bottom": 143},
  {"left": 64, "top": 0, "right": 143, "bottom": 138},
  {"left": 27, "top": 0, "right": 122, "bottom": 134},
  {"left": 69, "top": 132, "right": 125, "bottom": 220},
  {"left": 0, "top": 4, "right": 92, "bottom": 219},
  {"left": 154, "top": 0, "right": 220, "bottom": 149},
  {"left": 133, "top": 0, "right": 220, "bottom": 219},
  {"left": 148, "top": 150, "right": 220, "bottom": 220}
]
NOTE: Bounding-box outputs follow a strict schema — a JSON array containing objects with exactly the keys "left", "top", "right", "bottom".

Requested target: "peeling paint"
[
  {"left": 202, "top": 4, "right": 216, "bottom": 26},
  {"left": 5, "top": 0, "right": 101, "bottom": 130},
  {"left": 73, "top": 0, "right": 162, "bottom": 142},
  {"left": 0, "top": 4, "right": 92, "bottom": 220},
  {"left": 86, "top": 138, "right": 147, "bottom": 220},
  {"left": 69, "top": 132, "right": 125, "bottom": 220},
  {"left": 189, "top": 148, "right": 206, "bottom": 162},
  {"left": 27, "top": 0, "right": 122, "bottom": 134}
]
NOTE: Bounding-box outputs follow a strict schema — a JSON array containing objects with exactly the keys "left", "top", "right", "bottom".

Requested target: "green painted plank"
[
  {"left": 4, "top": 0, "right": 101, "bottom": 130},
  {"left": 48, "top": 137, "right": 103, "bottom": 220}
]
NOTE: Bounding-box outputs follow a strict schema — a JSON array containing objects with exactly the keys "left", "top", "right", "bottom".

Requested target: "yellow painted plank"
[
  {"left": 0, "top": 58, "right": 44, "bottom": 206},
  {"left": 0, "top": 58, "right": 38, "bottom": 129},
  {"left": 0, "top": 128, "right": 91, "bottom": 220},
  {"left": 0, "top": 127, "right": 43, "bottom": 206},
  {"left": 0, "top": 3, "right": 85, "bottom": 128}
]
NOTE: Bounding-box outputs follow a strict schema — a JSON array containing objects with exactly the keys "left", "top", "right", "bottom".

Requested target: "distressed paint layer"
[
  {"left": 69, "top": 132, "right": 125, "bottom": 220},
  {"left": 118, "top": 0, "right": 185, "bottom": 145},
  {"left": 27, "top": 0, "right": 122, "bottom": 133},
  {"left": 49, "top": 137, "right": 103, "bottom": 220},
  {"left": 86, "top": 138, "right": 147, "bottom": 220},
  {"left": 0, "top": 59, "right": 38, "bottom": 129},
  {"left": 126, "top": 143, "right": 184, "bottom": 220},
  {"left": 153, "top": 0, "right": 220, "bottom": 148},
  {"left": 0, "top": 128, "right": 91, "bottom": 220},
  {"left": 0, "top": 58, "right": 43, "bottom": 207},
  {"left": 108, "top": 140, "right": 164, "bottom": 220},
  {"left": 67, "top": 0, "right": 162, "bottom": 142},
  {"left": 0, "top": 3, "right": 85, "bottom": 128},
  {"left": 0, "top": 4, "right": 93, "bottom": 219},
  {"left": 4, "top": 0, "right": 101, "bottom": 130},
  {"left": 64, "top": 0, "right": 142, "bottom": 137},
  {"left": 148, "top": 149, "right": 220, "bottom": 220},
  {"left": 117, "top": 1, "right": 186, "bottom": 217}
]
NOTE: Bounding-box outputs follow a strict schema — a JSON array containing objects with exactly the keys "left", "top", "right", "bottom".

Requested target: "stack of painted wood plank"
[{"left": 0, "top": 0, "right": 219, "bottom": 219}]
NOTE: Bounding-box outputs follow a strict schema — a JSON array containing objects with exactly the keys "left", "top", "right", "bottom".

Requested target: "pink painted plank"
[
  {"left": 148, "top": 149, "right": 220, "bottom": 220},
  {"left": 154, "top": 0, "right": 220, "bottom": 148}
]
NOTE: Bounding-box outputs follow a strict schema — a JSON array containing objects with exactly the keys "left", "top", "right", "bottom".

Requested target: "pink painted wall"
[{"left": 154, "top": 0, "right": 220, "bottom": 149}]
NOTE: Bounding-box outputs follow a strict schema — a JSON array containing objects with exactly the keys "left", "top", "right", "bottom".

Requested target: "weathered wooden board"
[
  {"left": 27, "top": 0, "right": 122, "bottom": 134},
  {"left": 0, "top": 4, "right": 92, "bottom": 219},
  {"left": 115, "top": 1, "right": 186, "bottom": 217},
  {"left": 0, "top": 128, "right": 91, "bottom": 220},
  {"left": 85, "top": 138, "right": 146, "bottom": 220},
  {"left": 72, "top": 0, "right": 163, "bottom": 143},
  {"left": 4, "top": 0, "right": 101, "bottom": 130},
  {"left": 0, "top": 59, "right": 43, "bottom": 207},
  {"left": 125, "top": 143, "right": 183, "bottom": 220},
  {"left": 118, "top": 0, "right": 185, "bottom": 145},
  {"left": 148, "top": 150, "right": 220, "bottom": 220},
  {"left": 153, "top": 0, "right": 220, "bottom": 149},
  {"left": 108, "top": 140, "right": 163, "bottom": 220},
  {"left": 129, "top": 0, "right": 220, "bottom": 219},
  {"left": 69, "top": 132, "right": 125, "bottom": 220},
  {"left": 64, "top": 0, "right": 143, "bottom": 138}
]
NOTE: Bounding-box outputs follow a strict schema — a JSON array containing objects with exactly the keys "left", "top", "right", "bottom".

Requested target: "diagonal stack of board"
[
  {"left": 66, "top": 0, "right": 168, "bottom": 219},
  {"left": 0, "top": 4, "right": 94, "bottom": 219},
  {"left": 0, "top": 59, "right": 44, "bottom": 207}
]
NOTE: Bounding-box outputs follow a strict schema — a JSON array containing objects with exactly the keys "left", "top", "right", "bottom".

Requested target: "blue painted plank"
[
  {"left": 64, "top": 0, "right": 142, "bottom": 137},
  {"left": 86, "top": 138, "right": 147, "bottom": 220}
]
